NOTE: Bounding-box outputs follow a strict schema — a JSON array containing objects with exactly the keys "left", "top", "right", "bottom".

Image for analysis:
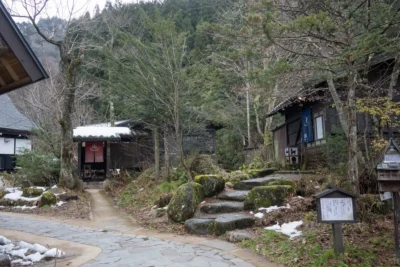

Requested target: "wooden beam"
[
  {"left": 0, "top": 76, "right": 30, "bottom": 92},
  {"left": 0, "top": 57, "right": 19, "bottom": 82}
]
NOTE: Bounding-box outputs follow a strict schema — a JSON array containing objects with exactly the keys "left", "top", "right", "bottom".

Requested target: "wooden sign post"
[{"left": 314, "top": 187, "right": 357, "bottom": 254}]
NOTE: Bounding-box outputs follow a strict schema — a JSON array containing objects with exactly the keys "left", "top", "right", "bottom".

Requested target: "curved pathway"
[{"left": 0, "top": 189, "right": 279, "bottom": 267}]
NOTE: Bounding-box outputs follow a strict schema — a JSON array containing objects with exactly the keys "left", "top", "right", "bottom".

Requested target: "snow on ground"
[
  {"left": 0, "top": 238, "right": 65, "bottom": 264},
  {"left": 3, "top": 188, "right": 41, "bottom": 202},
  {"left": 265, "top": 220, "right": 303, "bottom": 240},
  {"left": 56, "top": 201, "right": 66, "bottom": 207},
  {"left": 258, "top": 204, "right": 290, "bottom": 213},
  {"left": 254, "top": 212, "right": 264, "bottom": 219}
]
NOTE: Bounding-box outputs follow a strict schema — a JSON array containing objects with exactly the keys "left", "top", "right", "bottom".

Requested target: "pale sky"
[{"left": 4, "top": 0, "right": 153, "bottom": 22}]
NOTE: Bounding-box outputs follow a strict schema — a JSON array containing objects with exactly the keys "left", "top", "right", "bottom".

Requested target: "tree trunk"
[
  {"left": 59, "top": 87, "right": 79, "bottom": 189},
  {"left": 246, "top": 82, "right": 251, "bottom": 148},
  {"left": 164, "top": 130, "right": 170, "bottom": 180},
  {"left": 327, "top": 74, "right": 349, "bottom": 137},
  {"left": 58, "top": 52, "right": 81, "bottom": 190},
  {"left": 389, "top": 53, "right": 400, "bottom": 99},
  {"left": 153, "top": 127, "right": 160, "bottom": 180},
  {"left": 347, "top": 71, "right": 360, "bottom": 195},
  {"left": 110, "top": 101, "right": 115, "bottom": 126}
]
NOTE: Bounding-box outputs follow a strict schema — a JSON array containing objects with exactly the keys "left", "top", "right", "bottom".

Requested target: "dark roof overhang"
[{"left": 0, "top": 1, "right": 48, "bottom": 94}]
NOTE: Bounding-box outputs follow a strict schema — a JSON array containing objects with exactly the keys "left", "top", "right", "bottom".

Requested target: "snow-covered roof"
[
  {"left": 84, "top": 120, "right": 131, "bottom": 127},
  {"left": 73, "top": 126, "right": 133, "bottom": 141}
]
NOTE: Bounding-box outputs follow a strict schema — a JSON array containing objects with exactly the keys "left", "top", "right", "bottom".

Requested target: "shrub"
[
  {"left": 7, "top": 150, "right": 60, "bottom": 186},
  {"left": 216, "top": 129, "right": 244, "bottom": 170}
]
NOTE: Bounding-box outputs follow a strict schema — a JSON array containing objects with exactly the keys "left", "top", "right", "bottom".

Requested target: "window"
[{"left": 315, "top": 116, "right": 324, "bottom": 140}]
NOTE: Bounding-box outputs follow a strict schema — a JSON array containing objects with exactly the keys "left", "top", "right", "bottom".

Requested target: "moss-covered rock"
[
  {"left": 194, "top": 175, "right": 225, "bottom": 197},
  {"left": 226, "top": 171, "right": 249, "bottom": 184},
  {"left": 246, "top": 168, "right": 275, "bottom": 178},
  {"left": 167, "top": 182, "right": 204, "bottom": 223},
  {"left": 267, "top": 179, "right": 295, "bottom": 187},
  {"left": 39, "top": 192, "right": 56, "bottom": 207},
  {"left": 0, "top": 199, "right": 35, "bottom": 207},
  {"left": 244, "top": 185, "right": 294, "bottom": 210},
  {"left": 22, "top": 187, "right": 44, "bottom": 197},
  {"left": 189, "top": 155, "right": 223, "bottom": 176}
]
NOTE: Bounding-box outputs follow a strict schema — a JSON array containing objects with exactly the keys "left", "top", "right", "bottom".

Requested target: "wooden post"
[
  {"left": 332, "top": 223, "right": 344, "bottom": 254},
  {"left": 393, "top": 192, "right": 400, "bottom": 259},
  {"left": 77, "top": 141, "right": 82, "bottom": 177},
  {"left": 106, "top": 141, "right": 111, "bottom": 177}
]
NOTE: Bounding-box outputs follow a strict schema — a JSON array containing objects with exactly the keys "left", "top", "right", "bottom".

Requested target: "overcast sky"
[{"left": 5, "top": 0, "right": 152, "bottom": 22}]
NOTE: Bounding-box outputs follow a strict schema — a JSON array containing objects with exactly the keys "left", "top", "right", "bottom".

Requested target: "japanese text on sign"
[{"left": 320, "top": 198, "right": 354, "bottom": 221}]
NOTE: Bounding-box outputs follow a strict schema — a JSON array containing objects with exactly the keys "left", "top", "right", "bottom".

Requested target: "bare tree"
[{"left": 6, "top": 0, "right": 93, "bottom": 189}]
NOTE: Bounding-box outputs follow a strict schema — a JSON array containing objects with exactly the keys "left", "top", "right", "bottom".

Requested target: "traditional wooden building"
[
  {"left": 0, "top": 1, "right": 47, "bottom": 171},
  {"left": 268, "top": 55, "right": 400, "bottom": 169},
  {"left": 0, "top": 1, "right": 48, "bottom": 94},
  {"left": 0, "top": 94, "right": 35, "bottom": 170}
]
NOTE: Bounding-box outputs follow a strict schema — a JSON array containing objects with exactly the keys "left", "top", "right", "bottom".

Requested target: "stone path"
[{"left": 0, "top": 189, "right": 280, "bottom": 267}]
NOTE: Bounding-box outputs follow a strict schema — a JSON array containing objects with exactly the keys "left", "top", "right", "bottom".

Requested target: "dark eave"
[{"left": 0, "top": 1, "right": 48, "bottom": 94}]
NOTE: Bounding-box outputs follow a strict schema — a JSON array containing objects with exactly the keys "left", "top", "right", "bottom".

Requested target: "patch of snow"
[
  {"left": 51, "top": 185, "right": 58, "bottom": 189},
  {"left": 201, "top": 201, "right": 206, "bottom": 204},
  {"left": 44, "top": 248, "right": 65, "bottom": 258},
  {"left": 249, "top": 211, "right": 254, "bottom": 214},
  {"left": 20, "top": 261, "right": 32, "bottom": 266},
  {"left": 11, "top": 259, "right": 23, "bottom": 264},
  {"left": 0, "top": 206, "right": 5, "bottom": 208},
  {"left": 254, "top": 212, "right": 264, "bottom": 219},
  {"left": 18, "top": 241, "right": 34, "bottom": 250},
  {"left": 73, "top": 126, "right": 132, "bottom": 138},
  {"left": 0, "top": 244, "right": 15, "bottom": 254},
  {"left": 56, "top": 201, "right": 66, "bottom": 207},
  {"left": 0, "top": 235, "right": 11, "bottom": 245},
  {"left": 10, "top": 248, "right": 28, "bottom": 258},
  {"left": 3, "top": 188, "right": 41, "bottom": 202},
  {"left": 25, "top": 252, "right": 44, "bottom": 262},
  {"left": 32, "top": 243, "right": 48, "bottom": 254},
  {"left": 163, "top": 206, "right": 168, "bottom": 210},
  {"left": 295, "top": 196, "right": 304, "bottom": 199},
  {"left": 152, "top": 205, "right": 157, "bottom": 209},
  {"left": 265, "top": 221, "right": 303, "bottom": 240},
  {"left": 259, "top": 204, "right": 290, "bottom": 213}
]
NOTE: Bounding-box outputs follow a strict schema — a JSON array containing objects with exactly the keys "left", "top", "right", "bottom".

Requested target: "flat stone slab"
[
  {"left": 201, "top": 202, "right": 244, "bottom": 214},
  {"left": 214, "top": 214, "right": 255, "bottom": 235},
  {"left": 185, "top": 219, "right": 215, "bottom": 235},
  {"left": 233, "top": 177, "right": 276, "bottom": 190},
  {"left": 217, "top": 190, "right": 249, "bottom": 201},
  {"left": 226, "top": 229, "right": 256, "bottom": 243}
]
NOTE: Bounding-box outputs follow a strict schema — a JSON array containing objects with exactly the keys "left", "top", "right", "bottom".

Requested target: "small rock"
[
  {"left": 226, "top": 229, "right": 255, "bottom": 242},
  {"left": 0, "top": 254, "right": 11, "bottom": 267}
]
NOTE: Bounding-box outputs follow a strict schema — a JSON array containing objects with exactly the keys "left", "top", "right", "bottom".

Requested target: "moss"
[
  {"left": 167, "top": 182, "right": 205, "bottom": 223},
  {"left": 244, "top": 185, "right": 294, "bottom": 210},
  {"left": 246, "top": 168, "right": 275, "bottom": 178},
  {"left": 226, "top": 171, "right": 250, "bottom": 184},
  {"left": 22, "top": 187, "right": 44, "bottom": 197},
  {"left": 194, "top": 175, "right": 225, "bottom": 197},
  {"left": 225, "top": 182, "right": 234, "bottom": 188},
  {"left": 267, "top": 179, "right": 295, "bottom": 187},
  {"left": 0, "top": 189, "right": 6, "bottom": 199},
  {"left": 189, "top": 155, "right": 224, "bottom": 177},
  {"left": 0, "top": 199, "right": 34, "bottom": 207},
  {"left": 39, "top": 191, "right": 56, "bottom": 207}
]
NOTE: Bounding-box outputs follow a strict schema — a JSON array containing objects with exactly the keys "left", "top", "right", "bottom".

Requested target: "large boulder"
[
  {"left": 167, "top": 182, "right": 204, "bottom": 223},
  {"left": 22, "top": 187, "right": 44, "bottom": 197},
  {"left": 244, "top": 185, "right": 294, "bottom": 210},
  {"left": 39, "top": 192, "right": 57, "bottom": 207},
  {"left": 194, "top": 175, "right": 225, "bottom": 197},
  {"left": 226, "top": 171, "right": 249, "bottom": 185},
  {"left": 246, "top": 168, "right": 275, "bottom": 178}
]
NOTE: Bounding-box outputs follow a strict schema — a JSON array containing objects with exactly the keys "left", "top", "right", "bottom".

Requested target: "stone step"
[
  {"left": 185, "top": 213, "right": 255, "bottom": 236},
  {"left": 233, "top": 177, "right": 276, "bottom": 190},
  {"left": 217, "top": 190, "right": 249, "bottom": 201},
  {"left": 200, "top": 201, "right": 244, "bottom": 214},
  {"left": 214, "top": 214, "right": 255, "bottom": 235}
]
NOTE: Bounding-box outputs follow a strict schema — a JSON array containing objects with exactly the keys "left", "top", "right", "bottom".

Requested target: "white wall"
[
  {"left": 0, "top": 138, "right": 32, "bottom": 155},
  {"left": 16, "top": 139, "right": 31, "bottom": 154}
]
